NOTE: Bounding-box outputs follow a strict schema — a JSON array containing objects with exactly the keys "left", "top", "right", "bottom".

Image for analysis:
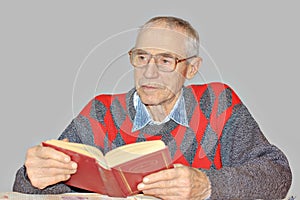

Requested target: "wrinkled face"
[{"left": 133, "top": 27, "right": 191, "bottom": 107}]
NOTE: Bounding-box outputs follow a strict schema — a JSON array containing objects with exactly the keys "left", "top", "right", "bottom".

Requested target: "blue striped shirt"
[{"left": 132, "top": 90, "right": 189, "bottom": 132}]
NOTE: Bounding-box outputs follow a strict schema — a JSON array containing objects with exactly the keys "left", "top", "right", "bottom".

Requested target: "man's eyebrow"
[
  {"left": 157, "top": 52, "right": 176, "bottom": 58},
  {"left": 134, "top": 49, "right": 180, "bottom": 57},
  {"left": 135, "top": 49, "right": 149, "bottom": 54}
]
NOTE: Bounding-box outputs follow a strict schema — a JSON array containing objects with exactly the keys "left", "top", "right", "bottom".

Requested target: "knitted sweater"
[{"left": 13, "top": 83, "right": 292, "bottom": 199}]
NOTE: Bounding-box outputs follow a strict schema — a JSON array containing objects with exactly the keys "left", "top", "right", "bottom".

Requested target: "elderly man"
[{"left": 13, "top": 16, "right": 292, "bottom": 199}]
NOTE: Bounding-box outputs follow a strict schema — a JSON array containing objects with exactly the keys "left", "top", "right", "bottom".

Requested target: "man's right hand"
[{"left": 25, "top": 143, "right": 77, "bottom": 189}]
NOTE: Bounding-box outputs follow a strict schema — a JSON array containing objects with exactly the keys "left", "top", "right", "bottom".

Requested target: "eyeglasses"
[{"left": 128, "top": 48, "right": 197, "bottom": 72}]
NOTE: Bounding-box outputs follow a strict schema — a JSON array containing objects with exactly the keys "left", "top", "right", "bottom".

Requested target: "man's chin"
[
  {"left": 137, "top": 88, "right": 171, "bottom": 106},
  {"left": 137, "top": 88, "right": 157, "bottom": 97},
  {"left": 140, "top": 97, "right": 160, "bottom": 106}
]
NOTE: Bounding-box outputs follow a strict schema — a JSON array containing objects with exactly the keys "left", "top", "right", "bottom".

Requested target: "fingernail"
[
  {"left": 137, "top": 183, "right": 144, "bottom": 190},
  {"left": 143, "top": 177, "right": 149, "bottom": 183},
  {"left": 64, "top": 157, "right": 70, "bottom": 162},
  {"left": 71, "top": 162, "right": 77, "bottom": 169}
]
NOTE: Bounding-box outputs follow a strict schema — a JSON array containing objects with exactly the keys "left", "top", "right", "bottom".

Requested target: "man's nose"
[{"left": 143, "top": 58, "right": 159, "bottom": 78}]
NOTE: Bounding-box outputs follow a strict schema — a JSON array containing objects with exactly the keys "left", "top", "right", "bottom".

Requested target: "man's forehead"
[{"left": 135, "top": 27, "right": 189, "bottom": 57}]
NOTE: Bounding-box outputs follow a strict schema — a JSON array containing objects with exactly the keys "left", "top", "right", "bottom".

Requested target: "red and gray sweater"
[{"left": 13, "top": 83, "right": 292, "bottom": 199}]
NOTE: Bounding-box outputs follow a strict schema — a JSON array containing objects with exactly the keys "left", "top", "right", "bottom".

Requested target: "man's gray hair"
[{"left": 141, "top": 16, "right": 200, "bottom": 57}]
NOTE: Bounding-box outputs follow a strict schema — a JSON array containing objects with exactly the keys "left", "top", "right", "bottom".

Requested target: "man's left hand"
[{"left": 137, "top": 164, "right": 211, "bottom": 200}]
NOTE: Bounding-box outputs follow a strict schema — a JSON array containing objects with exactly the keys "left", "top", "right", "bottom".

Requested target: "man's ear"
[{"left": 185, "top": 57, "right": 202, "bottom": 80}]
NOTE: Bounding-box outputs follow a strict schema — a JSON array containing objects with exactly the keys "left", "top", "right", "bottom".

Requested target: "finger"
[
  {"left": 142, "top": 186, "right": 190, "bottom": 198},
  {"left": 138, "top": 178, "right": 187, "bottom": 191},
  {"left": 144, "top": 190, "right": 182, "bottom": 200},
  {"left": 25, "top": 157, "right": 77, "bottom": 170},
  {"left": 62, "top": 138, "right": 69, "bottom": 142},
  {"left": 30, "top": 174, "right": 71, "bottom": 189},
  {"left": 26, "top": 165, "right": 77, "bottom": 189},
  {"left": 155, "top": 195, "right": 183, "bottom": 200},
  {"left": 28, "top": 167, "right": 77, "bottom": 178},
  {"left": 155, "top": 195, "right": 186, "bottom": 200},
  {"left": 145, "top": 186, "right": 211, "bottom": 200},
  {"left": 142, "top": 168, "right": 179, "bottom": 184},
  {"left": 33, "top": 145, "right": 71, "bottom": 163}
]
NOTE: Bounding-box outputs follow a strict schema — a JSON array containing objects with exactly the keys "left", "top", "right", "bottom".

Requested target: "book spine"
[
  {"left": 98, "top": 166, "right": 126, "bottom": 197},
  {"left": 111, "top": 147, "right": 173, "bottom": 196}
]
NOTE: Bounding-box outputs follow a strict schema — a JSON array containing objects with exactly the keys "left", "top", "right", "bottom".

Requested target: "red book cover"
[
  {"left": 42, "top": 140, "right": 173, "bottom": 197},
  {"left": 42, "top": 142, "right": 118, "bottom": 195},
  {"left": 111, "top": 147, "right": 173, "bottom": 196}
]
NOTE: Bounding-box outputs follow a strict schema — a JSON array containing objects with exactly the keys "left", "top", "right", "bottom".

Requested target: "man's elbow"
[{"left": 276, "top": 166, "right": 292, "bottom": 199}]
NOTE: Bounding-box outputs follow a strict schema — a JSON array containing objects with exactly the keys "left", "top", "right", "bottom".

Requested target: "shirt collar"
[{"left": 132, "top": 89, "right": 189, "bottom": 132}]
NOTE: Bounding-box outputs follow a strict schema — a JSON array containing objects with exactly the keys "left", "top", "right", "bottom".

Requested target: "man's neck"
[{"left": 146, "top": 91, "right": 182, "bottom": 122}]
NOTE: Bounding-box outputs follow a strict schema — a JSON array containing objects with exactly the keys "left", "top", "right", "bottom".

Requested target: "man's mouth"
[
  {"left": 140, "top": 82, "right": 165, "bottom": 90},
  {"left": 142, "top": 85, "right": 158, "bottom": 90}
]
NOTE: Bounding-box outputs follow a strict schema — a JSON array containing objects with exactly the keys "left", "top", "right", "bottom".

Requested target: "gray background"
[{"left": 0, "top": 0, "right": 298, "bottom": 197}]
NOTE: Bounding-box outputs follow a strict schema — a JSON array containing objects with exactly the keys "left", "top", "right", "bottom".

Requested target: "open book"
[{"left": 42, "top": 140, "right": 173, "bottom": 197}]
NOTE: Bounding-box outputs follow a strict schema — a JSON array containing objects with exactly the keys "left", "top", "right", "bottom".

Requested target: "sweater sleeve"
[
  {"left": 12, "top": 119, "right": 91, "bottom": 194},
  {"left": 203, "top": 103, "right": 292, "bottom": 199},
  {"left": 12, "top": 165, "right": 74, "bottom": 194},
  {"left": 12, "top": 97, "right": 102, "bottom": 194}
]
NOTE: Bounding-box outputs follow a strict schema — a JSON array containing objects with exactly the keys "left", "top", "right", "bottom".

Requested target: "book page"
[{"left": 105, "top": 140, "right": 166, "bottom": 167}]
